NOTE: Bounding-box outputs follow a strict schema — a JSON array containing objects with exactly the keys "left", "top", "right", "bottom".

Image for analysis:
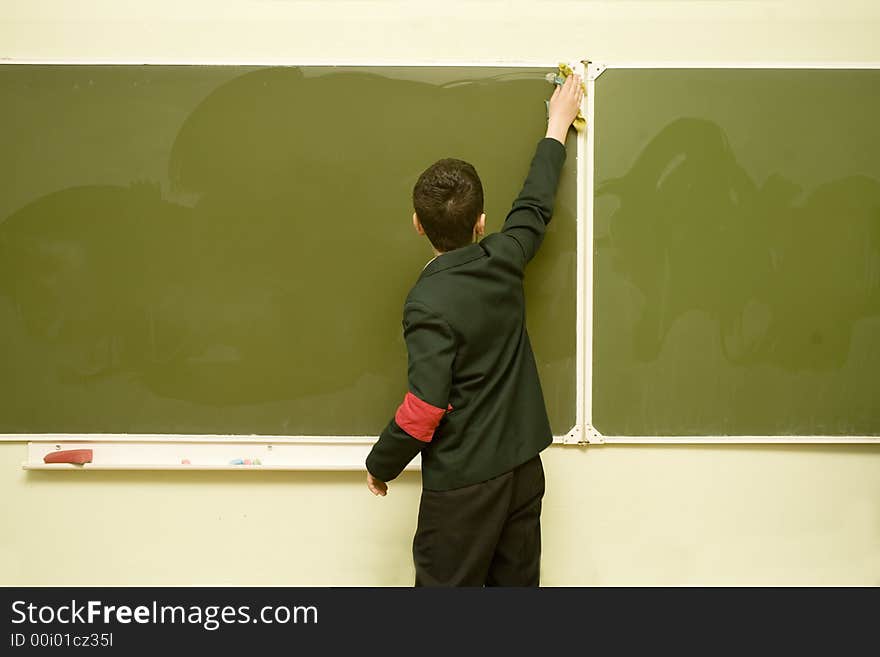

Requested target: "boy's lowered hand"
[
  {"left": 367, "top": 472, "right": 388, "bottom": 496},
  {"left": 546, "top": 73, "right": 584, "bottom": 144}
]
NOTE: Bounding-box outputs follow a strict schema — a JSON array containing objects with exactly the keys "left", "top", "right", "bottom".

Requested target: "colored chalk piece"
[{"left": 44, "top": 449, "right": 93, "bottom": 465}]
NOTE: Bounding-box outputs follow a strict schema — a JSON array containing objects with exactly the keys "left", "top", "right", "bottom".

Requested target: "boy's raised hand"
[{"left": 546, "top": 73, "right": 584, "bottom": 144}]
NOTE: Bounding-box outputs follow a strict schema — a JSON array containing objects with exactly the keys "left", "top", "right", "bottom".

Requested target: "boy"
[{"left": 365, "top": 74, "right": 584, "bottom": 586}]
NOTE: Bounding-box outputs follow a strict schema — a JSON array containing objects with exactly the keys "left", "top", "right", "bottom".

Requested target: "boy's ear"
[
  {"left": 412, "top": 212, "right": 426, "bottom": 236},
  {"left": 476, "top": 212, "right": 486, "bottom": 237}
]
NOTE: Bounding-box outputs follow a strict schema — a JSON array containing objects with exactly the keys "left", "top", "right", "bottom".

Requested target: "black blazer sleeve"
[
  {"left": 366, "top": 302, "right": 456, "bottom": 482},
  {"left": 500, "top": 137, "right": 567, "bottom": 266}
]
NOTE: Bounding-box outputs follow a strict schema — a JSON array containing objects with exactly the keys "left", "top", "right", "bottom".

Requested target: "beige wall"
[{"left": 2, "top": 1, "right": 879, "bottom": 585}]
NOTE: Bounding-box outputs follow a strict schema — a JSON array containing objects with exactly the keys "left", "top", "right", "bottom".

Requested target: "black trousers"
[{"left": 413, "top": 454, "right": 545, "bottom": 587}]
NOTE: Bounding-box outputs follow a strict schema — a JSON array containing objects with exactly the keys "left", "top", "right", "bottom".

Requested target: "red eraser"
[{"left": 43, "top": 449, "right": 93, "bottom": 464}]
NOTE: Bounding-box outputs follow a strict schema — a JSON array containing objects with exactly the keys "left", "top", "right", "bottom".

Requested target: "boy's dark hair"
[{"left": 413, "top": 158, "right": 484, "bottom": 253}]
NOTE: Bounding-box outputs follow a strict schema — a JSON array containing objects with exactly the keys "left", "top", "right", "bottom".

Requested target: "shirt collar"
[{"left": 419, "top": 243, "right": 485, "bottom": 279}]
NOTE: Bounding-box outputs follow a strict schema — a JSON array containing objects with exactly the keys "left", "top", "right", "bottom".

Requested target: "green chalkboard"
[
  {"left": 593, "top": 68, "right": 880, "bottom": 436},
  {"left": 0, "top": 66, "right": 577, "bottom": 436}
]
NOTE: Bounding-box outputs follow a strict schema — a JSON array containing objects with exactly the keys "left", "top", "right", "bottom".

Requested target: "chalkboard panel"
[
  {"left": 593, "top": 68, "right": 880, "bottom": 436},
  {"left": 0, "top": 66, "right": 576, "bottom": 436}
]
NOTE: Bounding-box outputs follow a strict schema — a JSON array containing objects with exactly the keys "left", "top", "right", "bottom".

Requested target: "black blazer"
[{"left": 366, "top": 137, "right": 567, "bottom": 490}]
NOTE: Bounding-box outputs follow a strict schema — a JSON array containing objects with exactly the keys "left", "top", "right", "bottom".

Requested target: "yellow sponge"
[{"left": 545, "top": 63, "right": 586, "bottom": 132}]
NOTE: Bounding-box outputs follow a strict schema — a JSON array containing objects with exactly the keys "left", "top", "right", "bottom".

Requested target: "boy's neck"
[{"left": 431, "top": 240, "right": 476, "bottom": 258}]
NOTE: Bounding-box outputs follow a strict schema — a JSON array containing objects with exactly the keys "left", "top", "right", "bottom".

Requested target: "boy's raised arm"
[{"left": 500, "top": 73, "right": 583, "bottom": 265}]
